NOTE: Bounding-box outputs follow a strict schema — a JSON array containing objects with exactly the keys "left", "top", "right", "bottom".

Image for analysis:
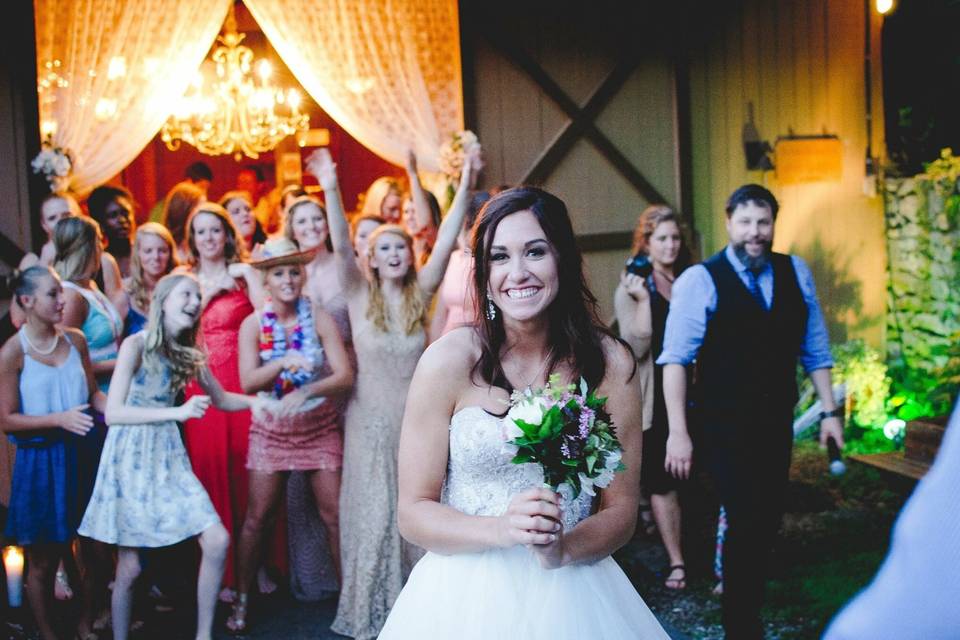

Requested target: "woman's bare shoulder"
[{"left": 418, "top": 326, "right": 479, "bottom": 376}]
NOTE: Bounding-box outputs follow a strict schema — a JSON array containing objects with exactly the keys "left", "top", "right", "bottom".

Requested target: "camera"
[{"left": 624, "top": 253, "right": 652, "bottom": 278}]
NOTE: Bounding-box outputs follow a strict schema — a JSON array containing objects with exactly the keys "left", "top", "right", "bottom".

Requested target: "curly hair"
[
  {"left": 184, "top": 203, "right": 248, "bottom": 267},
  {"left": 126, "top": 223, "right": 178, "bottom": 314},
  {"left": 142, "top": 272, "right": 205, "bottom": 391},
  {"left": 365, "top": 224, "right": 424, "bottom": 335}
]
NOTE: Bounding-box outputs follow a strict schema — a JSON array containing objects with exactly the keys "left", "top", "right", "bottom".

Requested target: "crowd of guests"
[
  {"left": 0, "top": 151, "right": 482, "bottom": 640},
  {"left": 1, "top": 141, "right": 847, "bottom": 640}
]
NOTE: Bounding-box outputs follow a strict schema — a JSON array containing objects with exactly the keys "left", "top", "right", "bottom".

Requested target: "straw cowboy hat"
[{"left": 248, "top": 237, "right": 316, "bottom": 269}]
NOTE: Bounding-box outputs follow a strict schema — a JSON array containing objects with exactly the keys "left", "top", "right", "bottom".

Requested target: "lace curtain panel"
[
  {"left": 245, "top": 0, "right": 464, "bottom": 172},
  {"left": 34, "top": 0, "right": 232, "bottom": 194}
]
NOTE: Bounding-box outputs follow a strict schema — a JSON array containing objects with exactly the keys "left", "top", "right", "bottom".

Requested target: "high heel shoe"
[{"left": 225, "top": 593, "right": 249, "bottom": 634}]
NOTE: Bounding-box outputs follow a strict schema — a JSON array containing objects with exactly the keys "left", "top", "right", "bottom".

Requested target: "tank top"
[{"left": 61, "top": 281, "right": 122, "bottom": 391}]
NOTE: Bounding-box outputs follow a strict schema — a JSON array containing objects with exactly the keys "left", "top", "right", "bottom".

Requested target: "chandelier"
[{"left": 161, "top": 7, "right": 309, "bottom": 160}]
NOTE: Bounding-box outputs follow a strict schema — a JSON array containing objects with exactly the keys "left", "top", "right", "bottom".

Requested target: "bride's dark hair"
[{"left": 470, "top": 187, "right": 631, "bottom": 390}]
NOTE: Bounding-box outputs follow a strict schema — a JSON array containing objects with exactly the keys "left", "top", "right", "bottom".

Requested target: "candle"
[{"left": 3, "top": 545, "right": 24, "bottom": 607}]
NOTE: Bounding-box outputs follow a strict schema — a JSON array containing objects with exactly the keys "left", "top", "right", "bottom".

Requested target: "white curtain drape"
[
  {"left": 35, "top": 0, "right": 232, "bottom": 194},
  {"left": 244, "top": 0, "right": 464, "bottom": 172}
]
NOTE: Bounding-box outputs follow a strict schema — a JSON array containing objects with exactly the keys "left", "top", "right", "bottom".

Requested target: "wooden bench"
[{"left": 850, "top": 417, "right": 948, "bottom": 480}]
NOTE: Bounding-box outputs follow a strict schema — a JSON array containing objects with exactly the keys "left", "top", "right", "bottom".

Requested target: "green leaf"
[
  {"left": 511, "top": 453, "right": 533, "bottom": 464},
  {"left": 586, "top": 453, "right": 598, "bottom": 474}
]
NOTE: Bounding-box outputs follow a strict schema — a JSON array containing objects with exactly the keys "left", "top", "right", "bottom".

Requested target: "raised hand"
[
  {"left": 59, "top": 404, "right": 93, "bottom": 435},
  {"left": 496, "top": 487, "right": 563, "bottom": 548},
  {"left": 177, "top": 395, "right": 211, "bottom": 422},
  {"left": 620, "top": 271, "right": 649, "bottom": 303},
  {"left": 305, "top": 149, "right": 338, "bottom": 191},
  {"left": 405, "top": 148, "right": 418, "bottom": 175}
]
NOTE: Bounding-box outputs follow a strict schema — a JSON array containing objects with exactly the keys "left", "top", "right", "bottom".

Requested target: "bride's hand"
[{"left": 495, "top": 487, "right": 563, "bottom": 548}]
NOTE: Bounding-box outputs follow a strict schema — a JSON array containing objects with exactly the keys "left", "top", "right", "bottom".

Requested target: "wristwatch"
[{"left": 818, "top": 407, "right": 843, "bottom": 421}]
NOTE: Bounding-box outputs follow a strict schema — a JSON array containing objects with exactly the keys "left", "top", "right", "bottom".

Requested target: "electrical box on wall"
[{"left": 775, "top": 136, "right": 843, "bottom": 184}]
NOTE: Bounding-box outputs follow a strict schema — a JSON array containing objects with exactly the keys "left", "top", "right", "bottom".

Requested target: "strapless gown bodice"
[{"left": 442, "top": 407, "right": 593, "bottom": 530}]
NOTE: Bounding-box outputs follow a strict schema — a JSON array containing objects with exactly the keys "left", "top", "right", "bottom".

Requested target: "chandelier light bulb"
[
  {"left": 257, "top": 60, "right": 272, "bottom": 83},
  {"left": 876, "top": 0, "right": 894, "bottom": 14}
]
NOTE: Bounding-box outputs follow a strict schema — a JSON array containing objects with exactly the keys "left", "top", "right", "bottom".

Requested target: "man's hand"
[{"left": 819, "top": 415, "right": 844, "bottom": 449}]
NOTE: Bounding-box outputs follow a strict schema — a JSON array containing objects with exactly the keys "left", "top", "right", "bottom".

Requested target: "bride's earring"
[{"left": 486, "top": 293, "right": 497, "bottom": 320}]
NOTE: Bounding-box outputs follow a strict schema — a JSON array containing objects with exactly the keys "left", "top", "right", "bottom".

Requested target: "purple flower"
[
  {"left": 561, "top": 442, "right": 571, "bottom": 458},
  {"left": 578, "top": 407, "right": 594, "bottom": 439}
]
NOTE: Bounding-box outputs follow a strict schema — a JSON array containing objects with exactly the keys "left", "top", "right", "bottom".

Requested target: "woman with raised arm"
[
  {"left": 179, "top": 203, "right": 266, "bottom": 602},
  {"left": 303, "top": 148, "right": 473, "bottom": 640},
  {"left": 282, "top": 195, "right": 352, "bottom": 602},
  {"left": 78, "top": 272, "right": 267, "bottom": 640},
  {"left": 0, "top": 266, "right": 106, "bottom": 640},
  {"left": 378, "top": 187, "right": 669, "bottom": 639},
  {"left": 226, "top": 239, "right": 353, "bottom": 632}
]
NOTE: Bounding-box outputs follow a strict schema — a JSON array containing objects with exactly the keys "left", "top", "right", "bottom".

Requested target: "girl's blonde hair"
[
  {"left": 359, "top": 177, "right": 402, "bottom": 218},
  {"left": 127, "top": 222, "right": 178, "bottom": 313},
  {"left": 184, "top": 203, "right": 248, "bottom": 267},
  {"left": 365, "top": 224, "right": 424, "bottom": 335},
  {"left": 53, "top": 216, "right": 101, "bottom": 283},
  {"left": 143, "top": 272, "right": 205, "bottom": 391}
]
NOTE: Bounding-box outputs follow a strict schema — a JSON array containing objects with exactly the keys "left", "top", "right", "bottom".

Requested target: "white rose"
[{"left": 505, "top": 396, "right": 547, "bottom": 427}]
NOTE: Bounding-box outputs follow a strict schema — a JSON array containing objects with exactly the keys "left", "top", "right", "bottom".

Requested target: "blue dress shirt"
[{"left": 656, "top": 244, "right": 833, "bottom": 373}]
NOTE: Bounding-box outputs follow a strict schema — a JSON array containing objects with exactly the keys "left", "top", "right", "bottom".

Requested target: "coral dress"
[{"left": 183, "top": 286, "right": 274, "bottom": 584}]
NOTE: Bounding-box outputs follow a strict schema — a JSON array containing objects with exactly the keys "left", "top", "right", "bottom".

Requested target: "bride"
[{"left": 380, "top": 187, "right": 669, "bottom": 638}]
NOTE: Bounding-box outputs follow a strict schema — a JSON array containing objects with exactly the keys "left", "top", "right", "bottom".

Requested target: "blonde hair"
[
  {"left": 184, "top": 203, "right": 248, "bottom": 267},
  {"left": 365, "top": 224, "right": 424, "bottom": 335},
  {"left": 350, "top": 213, "right": 386, "bottom": 242},
  {"left": 127, "top": 222, "right": 178, "bottom": 313},
  {"left": 217, "top": 190, "right": 253, "bottom": 210},
  {"left": 143, "top": 272, "right": 206, "bottom": 391},
  {"left": 53, "top": 216, "right": 101, "bottom": 283},
  {"left": 359, "top": 177, "right": 402, "bottom": 218}
]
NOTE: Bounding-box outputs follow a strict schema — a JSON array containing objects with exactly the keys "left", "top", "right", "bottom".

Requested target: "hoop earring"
[{"left": 486, "top": 293, "right": 497, "bottom": 321}]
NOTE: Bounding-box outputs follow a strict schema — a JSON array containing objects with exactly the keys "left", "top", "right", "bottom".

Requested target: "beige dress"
[{"left": 330, "top": 309, "right": 425, "bottom": 640}]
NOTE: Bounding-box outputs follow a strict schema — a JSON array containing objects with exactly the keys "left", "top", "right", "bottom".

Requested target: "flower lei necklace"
[{"left": 259, "top": 296, "right": 321, "bottom": 398}]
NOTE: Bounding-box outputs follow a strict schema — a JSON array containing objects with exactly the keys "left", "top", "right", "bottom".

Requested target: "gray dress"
[{"left": 78, "top": 338, "right": 219, "bottom": 547}]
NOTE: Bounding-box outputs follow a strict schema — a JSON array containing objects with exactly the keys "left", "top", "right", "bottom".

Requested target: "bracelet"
[{"left": 818, "top": 407, "right": 843, "bottom": 421}]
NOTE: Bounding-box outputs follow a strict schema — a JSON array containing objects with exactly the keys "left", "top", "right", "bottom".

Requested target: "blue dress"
[
  {"left": 78, "top": 334, "right": 220, "bottom": 547},
  {"left": 4, "top": 330, "right": 87, "bottom": 545},
  {"left": 123, "top": 298, "right": 147, "bottom": 337}
]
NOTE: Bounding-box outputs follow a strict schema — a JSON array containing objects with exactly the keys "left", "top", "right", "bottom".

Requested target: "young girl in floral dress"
[{"left": 78, "top": 273, "right": 268, "bottom": 640}]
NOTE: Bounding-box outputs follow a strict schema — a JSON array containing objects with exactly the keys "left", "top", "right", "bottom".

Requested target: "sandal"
[
  {"left": 225, "top": 593, "right": 249, "bottom": 635},
  {"left": 55, "top": 565, "right": 74, "bottom": 601},
  {"left": 664, "top": 564, "right": 686, "bottom": 591}
]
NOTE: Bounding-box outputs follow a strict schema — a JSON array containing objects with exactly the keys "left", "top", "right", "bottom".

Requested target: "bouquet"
[
  {"left": 503, "top": 374, "right": 625, "bottom": 501},
  {"left": 438, "top": 130, "right": 483, "bottom": 208},
  {"left": 31, "top": 138, "right": 73, "bottom": 192}
]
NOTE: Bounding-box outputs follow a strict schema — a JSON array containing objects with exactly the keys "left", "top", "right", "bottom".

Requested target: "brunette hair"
[
  {"left": 630, "top": 204, "right": 692, "bottom": 274},
  {"left": 162, "top": 182, "right": 206, "bottom": 249},
  {"left": 184, "top": 203, "right": 248, "bottom": 267},
  {"left": 365, "top": 224, "right": 424, "bottom": 334},
  {"left": 127, "top": 223, "right": 178, "bottom": 313},
  {"left": 142, "top": 272, "right": 205, "bottom": 391},
  {"left": 470, "top": 187, "right": 628, "bottom": 390},
  {"left": 350, "top": 213, "right": 386, "bottom": 242},
  {"left": 725, "top": 183, "right": 779, "bottom": 219},
  {"left": 8, "top": 265, "right": 58, "bottom": 308},
  {"left": 53, "top": 216, "right": 102, "bottom": 283}
]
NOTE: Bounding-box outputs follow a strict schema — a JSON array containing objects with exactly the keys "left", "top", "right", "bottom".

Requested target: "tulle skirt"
[{"left": 378, "top": 544, "right": 670, "bottom": 639}]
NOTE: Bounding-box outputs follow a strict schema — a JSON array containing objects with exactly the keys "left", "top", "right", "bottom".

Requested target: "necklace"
[
  {"left": 22, "top": 327, "right": 60, "bottom": 355},
  {"left": 508, "top": 347, "right": 555, "bottom": 395},
  {"left": 260, "top": 297, "right": 321, "bottom": 398}
]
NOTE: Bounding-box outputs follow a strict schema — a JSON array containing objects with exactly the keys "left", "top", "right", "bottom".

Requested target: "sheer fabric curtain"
[
  {"left": 34, "top": 0, "right": 231, "bottom": 194},
  {"left": 245, "top": 0, "right": 464, "bottom": 172}
]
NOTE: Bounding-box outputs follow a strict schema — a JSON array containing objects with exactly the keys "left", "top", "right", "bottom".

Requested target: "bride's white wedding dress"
[{"left": 378, "top": 406, "right": 670, "bottom": 639}]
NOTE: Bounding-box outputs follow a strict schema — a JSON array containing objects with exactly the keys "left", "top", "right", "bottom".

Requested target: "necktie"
[{"left": 746, "top": 269, "right": 768, "bottom": 311}]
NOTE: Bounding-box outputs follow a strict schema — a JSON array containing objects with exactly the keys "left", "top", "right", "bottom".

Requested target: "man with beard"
[
  {"left": 87, "top": 185, "right": 136, "bottom": 277},
  {"left": 657, "top": 184, "right": 843, "bottom": 639}
]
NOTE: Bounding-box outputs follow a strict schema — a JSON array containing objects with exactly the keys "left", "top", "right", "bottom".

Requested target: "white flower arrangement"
[
  {"left": 438, "top": 130, "right": 483, "bottom": 182},
  {"left": 31, "top": 139, "right": 74, "bottom": 192}
]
